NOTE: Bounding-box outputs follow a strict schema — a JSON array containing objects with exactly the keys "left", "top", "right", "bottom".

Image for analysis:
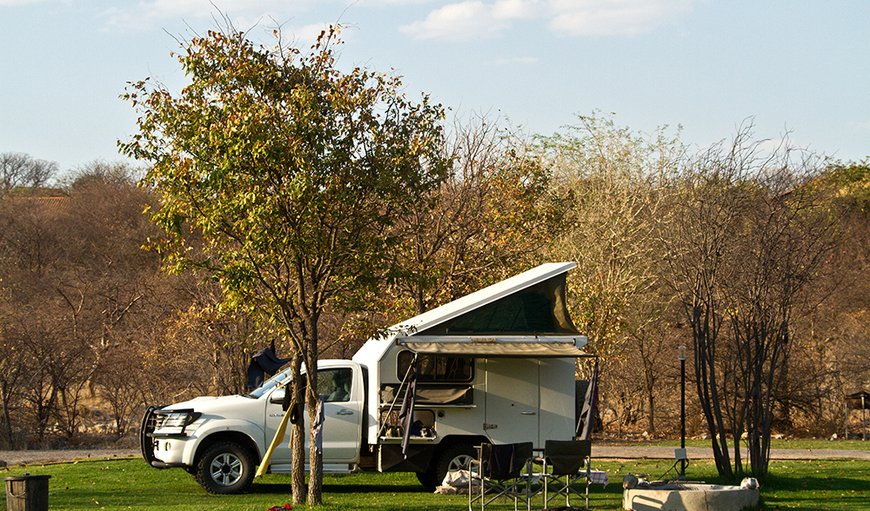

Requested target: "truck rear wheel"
[
  {"left": 431, "top": 443, "right": 476, "bottom": 491},
  {"left": 416, "top": 470, "right": 438, "bottom": 491},
  {"left": 195, "top": 441, "right": 255, "bottom": 494}
]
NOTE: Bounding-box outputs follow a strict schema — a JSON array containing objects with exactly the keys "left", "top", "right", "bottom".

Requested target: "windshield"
[{"left": 247, "top": 367, "right": 293, "bottom": 399}]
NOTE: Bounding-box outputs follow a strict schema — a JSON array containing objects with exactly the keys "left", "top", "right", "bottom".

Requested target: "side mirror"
[{"left": 270, "top": 388, "right": 286, "bottom": 405}]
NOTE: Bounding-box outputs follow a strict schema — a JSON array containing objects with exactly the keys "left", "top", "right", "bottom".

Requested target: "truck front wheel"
[{"left": 195, "top": 441, "right": 255, "bottom": 494}]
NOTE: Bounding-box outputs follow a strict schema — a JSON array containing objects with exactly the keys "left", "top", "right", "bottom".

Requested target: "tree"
[
  {"left": 0, "top": 160, "right": 165, "bottom": 444},
  {"left": 775, "top": 159, "right": 869, "bottom": 435},
  {"left": 381, "top": 115, "right": 563, "bottom": 322},
  {"left": 0, "top": 152, "right": 56, "bottom": 195},
  {"left": 539, "top": 113, "right": 683, "bottom": 432},
  {"left": 166, "top": 284, "right": 268, "bottom": 396},
  {"left": 0, "top": 183, "right": 66, "bottom": 443},
  {"left": 121, "top": 25, "right": 447, "bottom": 505},
  {"left": 662, "top": 127, "right": 837, "bottom": 478},
  {"left": 0, "top": 322, "right": 26, "bottom": 447}
]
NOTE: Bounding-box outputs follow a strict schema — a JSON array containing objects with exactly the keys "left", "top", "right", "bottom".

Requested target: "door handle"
[
  {"left": 520, "top": 411, "right": 536, "bottom": 416},
  {"left": 336, "top": 409, "right": 354, "bottom": 416}
]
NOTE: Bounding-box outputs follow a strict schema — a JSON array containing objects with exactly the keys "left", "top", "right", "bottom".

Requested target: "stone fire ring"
[{"left": 623, "top": 483, "right": 759, "bottom": 511}]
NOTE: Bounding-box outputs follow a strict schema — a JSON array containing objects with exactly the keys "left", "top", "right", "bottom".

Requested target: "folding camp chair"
[
  {"left": 542, "top": 439, "right": 592, "bottom": 510},
  {"left": 468, "top": 442, "right": 534, "bottom": 511}
]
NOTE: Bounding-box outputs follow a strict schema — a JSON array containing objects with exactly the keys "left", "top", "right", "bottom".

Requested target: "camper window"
[{"left": 397, "top": 350, "right": 473, "bottom": 383}]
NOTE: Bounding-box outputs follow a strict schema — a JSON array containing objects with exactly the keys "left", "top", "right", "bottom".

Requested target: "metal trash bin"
[{"left": 5, "top": 474, "right": 50, "bottom": 511}]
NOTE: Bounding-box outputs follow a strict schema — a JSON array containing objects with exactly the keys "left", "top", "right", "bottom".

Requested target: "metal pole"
[
  {"left": 680, "top": 355, "right": 686, "bottom": 478},
  {"left": 863, "top": 395, "right": 866, "bottom": 442},
  {"left": 845, "top": 402, "right": 849, "bottom": 440}
]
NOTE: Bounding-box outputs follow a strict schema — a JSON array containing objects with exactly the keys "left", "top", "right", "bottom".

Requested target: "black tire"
[
  {"left": 195, "top": 441, "right": 255, "bottom": 494},
  {"left": 432, "top": 443, "right": 476, "bottom": 490},
  {"left": 416, "top": 470, "right": 438, "bottom": 491}
]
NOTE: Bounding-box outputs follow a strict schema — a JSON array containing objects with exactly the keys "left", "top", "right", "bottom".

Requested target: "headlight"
[{"left": 156, "top": 410, "right": 202, "bottom": 435}]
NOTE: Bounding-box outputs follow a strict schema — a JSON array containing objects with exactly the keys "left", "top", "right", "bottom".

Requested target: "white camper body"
[{"left": 142, "top": 262, "right": 590, "bottom": 494}]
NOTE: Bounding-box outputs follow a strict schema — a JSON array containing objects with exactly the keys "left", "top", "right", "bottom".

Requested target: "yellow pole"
[{"left": 256, "top": 405, "right": 292, "bottom": 477}]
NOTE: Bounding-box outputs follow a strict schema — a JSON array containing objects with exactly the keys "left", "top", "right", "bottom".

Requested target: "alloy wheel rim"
[
  {"left": 210, "top": 452, "right": 243, "bottom": 486},
  {"left": 448, "top": 454, "right": 473, "bottom": 472}
]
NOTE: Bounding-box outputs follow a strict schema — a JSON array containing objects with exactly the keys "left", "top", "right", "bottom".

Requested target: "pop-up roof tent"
[{"left": 370, "top": 261, "right": 589, "bottom": 358}]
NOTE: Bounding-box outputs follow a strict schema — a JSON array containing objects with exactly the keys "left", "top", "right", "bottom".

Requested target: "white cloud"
[
  {"left": 355, "top": 0, "right": 438, "bottom": 5},
  {"left": 547, "top": 0, "right": 692, "bottom": 36},
  {"left": 400, "top": 1, "right": 512, "bottom": 41},
  {"left": 289, "top": 23, "right": 335, "bottom": 48},
  {"left": 0, "top": 0, "right": 46, "bottom": 6},
  {"left": 402, "top": 0, "right": 692, "bottom": 41},
  {"left": 491, "top": 0, "right": 542, "bottom": 20}
]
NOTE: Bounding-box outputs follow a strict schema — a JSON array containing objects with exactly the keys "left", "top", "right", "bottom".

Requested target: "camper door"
[{"left": 483, "top": 358, "right": 575, "bottom": 446}]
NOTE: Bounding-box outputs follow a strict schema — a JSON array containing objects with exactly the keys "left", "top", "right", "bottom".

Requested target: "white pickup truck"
[{"left": 141, "top": 262, "right": 590, "bottom": 494}]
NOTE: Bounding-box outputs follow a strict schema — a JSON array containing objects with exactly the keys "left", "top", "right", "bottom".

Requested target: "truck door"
[
  {"left": 304, "top": 366, "right": 364, "bottom": 464},
  {"left": 264, "top": 387, "right": 292, "bottom": 465},
  {"left": 484, "top": 358, "right": 540, "bottom": 446}
]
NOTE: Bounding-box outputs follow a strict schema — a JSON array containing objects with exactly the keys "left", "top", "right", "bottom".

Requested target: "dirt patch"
[{"left": 0, "top": 449, "right": 139, "bottom": 467}]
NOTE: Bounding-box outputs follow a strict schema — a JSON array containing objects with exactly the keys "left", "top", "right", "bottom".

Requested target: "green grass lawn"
[
  {"left": 3, "top": 457, "right": 869, "bottom": 510},
  {"left": 603, "top": 438, "right": 870, "bottom": 451}
]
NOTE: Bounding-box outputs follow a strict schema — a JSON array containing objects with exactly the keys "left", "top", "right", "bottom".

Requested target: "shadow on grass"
[
  {"left": 251, "top": 481, "right": 427, "bottom": 495},
  {"left": 761, "top": 474, "right": 869, "bottom": 492}
]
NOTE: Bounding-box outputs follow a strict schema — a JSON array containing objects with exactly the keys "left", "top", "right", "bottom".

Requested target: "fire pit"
[{"left": 622, "top": 480, "right": 759, "bottom": 511}]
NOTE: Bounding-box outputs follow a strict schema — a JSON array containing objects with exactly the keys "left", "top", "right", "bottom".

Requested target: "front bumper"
[
  {"left": 150, "top": 460, "right": 188, "bottom": 469},
  {"left": 140, "top": 406, "right": 198, "bottom": 468},
  {"left": 150, "top": 436, "right": 193, "bottom": 466}
]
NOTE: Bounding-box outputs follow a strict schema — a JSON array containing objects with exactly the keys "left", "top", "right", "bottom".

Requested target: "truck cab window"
[{"left": 318, "top": 368, "right": 352, "bottom": 402}]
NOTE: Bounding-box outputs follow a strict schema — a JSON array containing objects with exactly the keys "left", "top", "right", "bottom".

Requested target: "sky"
[{"left": 1, "top": 0, "right": 868, "bottom": 173}]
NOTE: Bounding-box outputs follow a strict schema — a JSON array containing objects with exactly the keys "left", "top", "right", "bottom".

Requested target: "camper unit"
[{"left": 141, "top": 262, "right": 590, "bottom": 494}]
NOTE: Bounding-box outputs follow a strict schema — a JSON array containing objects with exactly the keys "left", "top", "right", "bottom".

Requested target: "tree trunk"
[
  {"left": 692, "top": 304, "right": 734, "bottom": 480},
  {"left": 647, "top": 392, "right": 655, "bottom": 434},
  {"left": 306, "top": 353, "right": 322, "bottom": 506},
  {"left": 1, "top": 386, "right": 15, "bottom": 447},
  {"left": 290, "top": 356, "right": 305, "bottom": 505},
  {"left": 290, "top": 421, "right": 305, "bottom": 502},
  {"left": 305, "top": 315, "right": 322, "bottom": 507}
]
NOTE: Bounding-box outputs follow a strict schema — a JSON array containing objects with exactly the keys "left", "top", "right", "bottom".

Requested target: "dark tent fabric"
[
  {"left": 246, "top": 342, "right": 291, "bottom": 391},
  {"left": 576, "top": 358, "right": 599, "bottom": 440},
  {"left": 416, "top": 273, "right": 578, "bottom": 336}
]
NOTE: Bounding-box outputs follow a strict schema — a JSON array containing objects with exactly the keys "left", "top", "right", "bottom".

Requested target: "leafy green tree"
[{"left": 120, "top": 26, "right": 447, "bottom": 505}]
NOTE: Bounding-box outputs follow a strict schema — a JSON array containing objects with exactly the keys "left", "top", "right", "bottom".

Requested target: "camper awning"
[{"left": 397, "top": 336, "right": 590, "bottom": 358}]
